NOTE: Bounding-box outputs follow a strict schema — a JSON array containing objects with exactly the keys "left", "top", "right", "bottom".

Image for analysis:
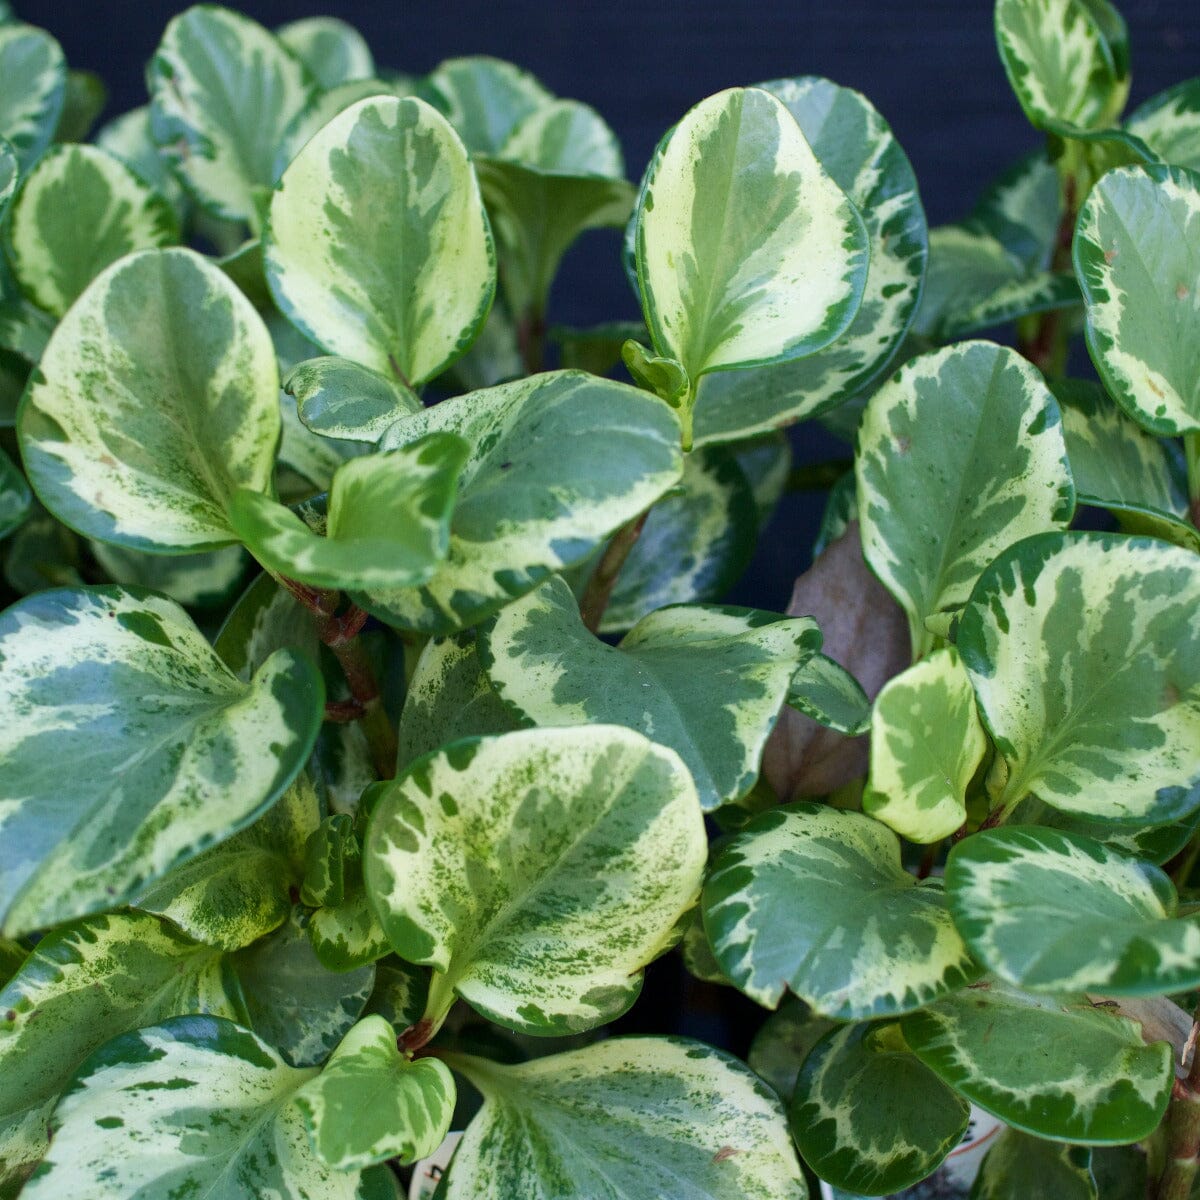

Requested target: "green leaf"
[
  {"left": 149, "top": 5, "right": 318, "bottom": 226},
  {"left": 2, "top": 503, "right": 79, "bottom": 593},
  {"left": 0, "top": 586, "right": 323, "bottom": 936},
  {"left": 1075, "top": 163, "right": 1200, "bottom": 434},
  {"left": 95, "top": 105, "right": 188, "bottom": 219},
  {"left": 479, "top": 576, "right": 820, "bottom": 811},
  {"left": 692, "top": 76, "right": 927, "bottom": 445},
  {"left": 703, "top": 803, "right": 978, "bottom": 1018},
  {"left": 440, "top": 1038, "right": 807, "bottom": 1199},
  {"left": 0, "top": 447, "right": 29, "bottom": 540},
  {"left": 995, "top": 0, "right": 1128, "bottom": 131},
  {"left": 0, "top": 912, "right": 238, "bottom": 1192},
  {"left": 958, "top": 532, "right": 1200, "bottom": 821},
  {"left": 902, "top": 981, "right": 1172, "bottom": 1144},
  {"left": 0, "top": 24, "right": 65, "bottom": 170},
  {"left": 636, "top": 86, "right": 868, "bottom": 386},
  {"left": 286, "top": 356, "right": 422, "bottom": 444},
  {"left": 747, "top": 1000, "right": 837, "bottom": 1101},
  {"left": 364, "top": 371, "right": 682, "bottom": 634},
  {"left": 54, "top": 69, "right": 106, "bottom": 144},
  {"left": 856, "top": 340, "right": 1075, "bottom": 656},
  {"left": 790, "top": 1021, "right": 969, "bottom": 1195},
  {"left": 230, "top": 907, "right": 374, "bottom": 1068},
  {"left": 863, "top": 648, "right": 987, "bottom": 843},
  {"left": 970, "top": 151, "right": 1061, "bottom": 271},
  {"left": 19, "top": 248, "right": 281, "bottom": 552},
  {"left": 264, "top": 95, "right": 495, "bottom": 388},
  {"left": 23, "top": 1016, "right": 357, "bottom": 1200},
  {"left": 597, "top": 444, "right": 758, "bottom": 632},
  {"left": 365, "top": 725, "right": 705, "bottom": 1035},
  {"left": 0, "top": 138, "right": 15, "bottom": 215},
  {"left": 276, "top": 17, "right": 374, "bottom": 90},
  {"left": 89, "top": 541, "right": 248, "bottom": 609},
  {"left": 273, "top": 78, "right": 399, "bottom": 183},
  {"left": 1127, "top": 78, "right": 1200, "bottom": 171},
  {"left": 396, "top": 631, "right": 518, "bottom": 770},
  {"left": 294, "top": 1015, "right": 454, "bottom": 1170},
  {"left": 786, "top": 652, "right": 871, "bottom": 735},
  {"left": 215, "top": 569, "right": 320, "bottom": 681},
  {"left": 134, "top": 771, "right": 321, "bottom": 951},
  {"left": 363, "top": 958, "right": 430, "bottom": 1033},
  {"left": 971, "top": 1128, "right": 1096, "bottom": 1200},
  {"left": 423, "top": 56, "right": 553, "bottom": 156},
  {"left": 230, "top": 435, "right": 467, "bottom": 592},
  {"left": 946, "top": 826, "right": 1200, "bottom": 996}
]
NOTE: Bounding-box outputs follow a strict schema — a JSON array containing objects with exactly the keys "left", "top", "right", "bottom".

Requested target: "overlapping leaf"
[
  {"left": 90, "top": 541, "right": 248, "bottom": 609},
  {"left": 0, "top": 448, "right": 29, "bottom": 540},
  {"left": 286, "top": 357, "right": 422, "bottom": 444},
  {"left": 276, "top": 16, "right": 374, "bottom": 90},
  {"left": 0, "top": 23, "right": 65, "bottom": 169},
  {"left": 1127, "top": 78, "right": 1200, "bottom": 171},
  {"left": 0, "top": 587, "right": 323, "bottom": 935},
  {"left": 422, "top": 56, "right": 553, "bottom": 156},
  {"left": 971, "top": 1129, "right": 1096, "bottom": 1200},
  {"left": 365, "top": 726, "right": 705, "bottom": 1034},
  {"left": 703, "top": 803, "right": 977, "bottom": 1018},
  {"left": 786, "top": 652, "right": 871, "bottom": 735},
  {"left": 480, "top": 576, "right": 819, "bottom": 810}
]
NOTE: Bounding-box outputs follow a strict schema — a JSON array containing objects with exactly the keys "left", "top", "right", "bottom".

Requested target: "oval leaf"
[
  {"left": 0, "top": 23, "right": 65, "bottom": 169},
  {"left": 0, "top": 586, "right": 323, "bottom": 936},
  {"left": 286, "top": 356, "right": 422, "bottom": 444},
  {"left": 265, "top": 95, "right": 495, "bottom": 387},
  {"left": 423, "top": 56, "right": 553, "bottom": 156},
  {"left": 365, "top": 725, "right": 706, "bottom": 1035},
  {"left": 786, "top": 652, "right": 871, "bottom": 736},
  {"left": 276, "top": 17, "right": 374, "bottom": 91}
]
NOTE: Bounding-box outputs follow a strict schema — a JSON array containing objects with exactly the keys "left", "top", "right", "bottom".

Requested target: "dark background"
[{"left": 15, "top": 0, "right": 1200, "bottom": 611}]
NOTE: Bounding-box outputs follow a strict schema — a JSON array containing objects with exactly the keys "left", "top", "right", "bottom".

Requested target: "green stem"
[
  {"left": 1157, "top": 1014, "right": 1200, "bottom": 1200},
  {"left": 578, "top": 510, "right": 651, "bottom": 634}
]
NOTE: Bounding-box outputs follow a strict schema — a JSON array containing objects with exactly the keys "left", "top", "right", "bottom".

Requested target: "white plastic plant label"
[{"left": 408, "top": 1130, "right": 463, "bottom": 1200}]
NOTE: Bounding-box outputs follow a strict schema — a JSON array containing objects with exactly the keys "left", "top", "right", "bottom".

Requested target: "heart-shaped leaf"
[
  {"left": 365, "top": 370, "right": 682, "bottom": 633},
  {"left": 856, "top": 340, "right": 1075, "bottom": 656},
  {"left": 947, "top": 826, "right": 1200, "bottom": 995},
  {"left": 293, "top": 1015, "right": 454, "bottom": 1170},
  {"left": 863, "top": 648, "right": 987, "bottom": 843},
  {"left": 440, "top": 1038, "right": 806, "bottom": 1199},
  {"left": 958, "top": 532, "right": 1200, "bottom": 821},
  {"left": 19, "top": 248, "right": 281, "bottom": 552},
  {"left": 265, "top": 95, "right": 495, "bottom": 388},
  {"left": 703, "top": 803, "right": 977, "bottom": 1018},
  {"left": 790, "top": 1021, "right": 969, "bottom": 1195},
  {"left": 480, "top": 576, "right": 819, "bottom": 811},
  {"left": 276, "top": 17, "right": 373, "bottom": 90},
  {"left": 0, "top": 586, "right": 323, "bottom": 936},
  {"left": 1075, "top": 163, "right": 1200, "bottom": 434},
  {"left": 365, "top": 725, "right": 705, "bottom": 1035},
  {"left": 635, "top": 86, "right": 868, "bottom": 401},
  {"left": 149, "top": 5, "right": 318, "bottom": 225},
  {"left": 902, "top": 981, "right": 1172, "bottom": 1144},
  {"left": 692, "top": 76, "right": 926, "bottom": 445},
  {"left": 286, "top": 357, "right": 422, "bottom": 444},
  {"left": 0, "top": 23, "right": 65, "bottom": 169},
  {"left": 6, "top": 144, "right": 178, "bottom": 318}
]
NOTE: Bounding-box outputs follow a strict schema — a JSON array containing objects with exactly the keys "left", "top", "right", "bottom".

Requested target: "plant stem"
[
  {"left": 578, "top": 510, "right": 651, "bottom": 634},
  {"left": 1018, "top": 174, "right": 1078, "bottom": 378},
  {"left": 517, "top": 306, "right": 546, "bottom": 375},
  {"left": 1156, "top": 1010, "right": 1200, "bottom": 1200}
]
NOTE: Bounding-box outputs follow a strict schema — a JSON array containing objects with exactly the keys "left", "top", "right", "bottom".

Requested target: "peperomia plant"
[{"left": 0, "top": 2, "right": 1199, "bottom": 1198}]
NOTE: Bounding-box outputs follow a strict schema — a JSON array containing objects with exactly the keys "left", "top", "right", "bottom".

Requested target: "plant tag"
[{"left": 409, "top": 1131, "right": 463, "bottom": 1199}]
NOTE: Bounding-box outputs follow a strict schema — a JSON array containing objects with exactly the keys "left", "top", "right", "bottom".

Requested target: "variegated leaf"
[
  {"left": 214, "top": 570, "right": 320, "bottom": 682},
  {"left": 958, "top": 532, "right": 1200, "bottom": 821},
  {"left": 273, "top": 78, "right": 398, "bottom": 183},
  {"left": 636, "top": 86, "right": 868, "bottom": 399},
  {"left": 971, "top": 1129, "right": 1096, "bottom": 1200},
  {"left": 2, "top": 503, "right": 79, "bottom": 594},
  {"left": 440, "top": 1038, "right": 807, "bottom": 1199},
  {"left": 789, "top": 1021, "right": 969, "bottom": 1195},
  {"left": 480, "top": 577, "right": 819, "bottom": 810},
  {"left": 95, "top": 105, "right": 189, "bottom": 219},
  {"left": 149, "top": 5, "right": 318, "bottom": 226},
  {"left": 1127, "top": 78, "right": 1200, "bottom": 171},
  {"left": 693, "top": 76, "right": 926, "bottom": 445},
  {"left": 0, "top": 586, "right": 323, "bottom": 936},
  {"left": 90, "top": 541, "right": 248, "bottom": 609},
  {"left": 6, "top": 144, "right": 178, "bottom": 318},
  {"left": 276, "top": 17, "right": 374, "bottom": 91},
  {"left": 365, "top": 726, "right": 705, "bottom": 1035},
  {"left": 422, "top": 56, "right": 553, "bottom": 156},
  {"left": 0, "top": 912, "right": 239, "bottom": 1192},
  {"left": 1031, "top": 797, "right": 1200, "bottom": 868},
  {"left": 946, "top": 827, "right": 1200, "bottom": 995},
  {"left": 230, "top": 907, "right": 374, "bottom": 1068},
  {"left": 902, "top": 980, "right": 1172, "bottom": 1144},
  {"left": 747, "top": 1000, "right": 837, "bottom": 1101},
  {"left": 0, "top": 24, "right": 65, "bottom": 169},
  {"left": 365, "top": 371, "right": 682, "bottom": 633},
  {"left": 597, "top": 443, "right": 758, "bottom": 633},
  {"left": 995, "top": 0, "right": 1128, "bottom": 131},
  {"left": 293, "top": 1016, "right": 454, "bottom": 1170},
  {"left": 22, "top": 1016, "right": 357, "bottom": 1200},
  {"left": 970, "top": 151, "right": 1061, "bottom": 271},
  {"left": 19, "top": 248, "right": 280, "bottom": 552},
  {"left": 276, "top": 391, "right": 366, "bottom": 502},
  {"left": 787, "top": 652, "right": 871, "bottom": 735},
  {"left": 231, "top": 435, "right": 467, "bottom": 592},
  {"left": 703, "top": 803, "right": 978, "bottom": 1018},
  {"left": 0, "top": 138, "right": 15, "bottom": 214},
  {"left": 0, "top": 447, "right": 29, "bottom": 540},
  {"left": 1075, "top": 163, "right": 1200, "bottom": 434},
  {"left": 286, "top": 356, "right": 422, "bottom": 444},
  {"left": 856, "top": 341, "right": 1075, "bottom": 656},
  {"left": 363, "top": 958, "right": 430, "bottom": 1034},
  {"left": 396, "top": 631, "right": 517, "bottom": 771},
  {"left": 265, "top": 96, "right": 495, "bottom": 387},
  {"left": 863, "top": 648, "right": 987, "bottom": 844}
]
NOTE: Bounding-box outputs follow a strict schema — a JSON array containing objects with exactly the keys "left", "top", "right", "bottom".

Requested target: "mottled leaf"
[
  {"left": 0, "top": 447, "right": 29, "bottom": 540},
  {"left": 786, "top": 652, "right": 871, "bottom": 736},
  {"left": 1127, "top": 78, "right": 1200, "bottom": 171},
  {"left": 971, "top": 1129, "right": 1096, "bottom": 1200},
  {"left": 423, "top": 56, "right": 553, "bottom": 156},
  {"left": 0, "top": 24, "right": 65, "bottom": 169},
  {"left": 276, "top": 17, "right": 374, "bottom": 90},
  {"left": 286, "top": 356, "right": 422, "bottom": 444},
  {"left": 90, "top": 541, "right": 248, "bottom": 609}
]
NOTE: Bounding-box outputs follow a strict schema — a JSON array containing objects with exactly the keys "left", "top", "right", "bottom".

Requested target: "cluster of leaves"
[{"left": 0, "top": 0, "right": 1198, "bottom": 1197}]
